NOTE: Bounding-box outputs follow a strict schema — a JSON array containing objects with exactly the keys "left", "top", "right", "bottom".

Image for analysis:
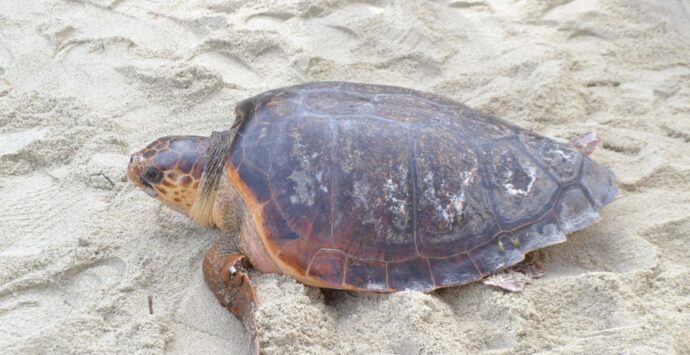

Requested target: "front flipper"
[{"left": 203, "top": 241, "right": 259, "bottom": 353}]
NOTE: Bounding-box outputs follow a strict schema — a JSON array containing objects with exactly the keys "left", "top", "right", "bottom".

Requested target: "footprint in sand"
[{"left": 0, "top": 256, "right": 125, "bottom": 348}]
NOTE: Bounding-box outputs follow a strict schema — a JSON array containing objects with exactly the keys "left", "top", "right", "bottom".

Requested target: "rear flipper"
[
  {"left": 203, "top": 240, "right": 259, "bottom": 354},
  {"left": 482, "top": 254, "right": 546, "bottom": 292},
  {"left": 569, "top": 132, "right": 601, "bottom": 156}
]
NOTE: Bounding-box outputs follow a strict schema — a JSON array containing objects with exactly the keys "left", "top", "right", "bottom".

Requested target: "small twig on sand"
[
  {"left": 101, "top": 173, "right": 115, "bottom": 188},
  {"left": 148, "top": 295, "right": 153, "bottom": 315}
]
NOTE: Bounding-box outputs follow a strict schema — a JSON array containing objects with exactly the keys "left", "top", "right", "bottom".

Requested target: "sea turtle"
[{"left": 127, "top": 82, "right": 618, "bottom": 351}]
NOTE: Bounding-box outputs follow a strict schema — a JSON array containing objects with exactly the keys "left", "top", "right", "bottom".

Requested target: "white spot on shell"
[
  {"left": 366, "top": 282, "right": 387, "bottom": 290},
  {"left": 461, "top": 170, "right": 475, "bottom": 186},
  {"left": 315, "top": 171, "right": 328, "bottom": 192},
  {"left": 504, "top": 166, "right": 536, "bottom": 197},
  {"left": 384, "top": 178, "right": 408, "bottom": 220},
  {"left": 353, "top": 181, "right": 370, "bottom": 207},
  {"left": 382, "top": 166, "right": 410, "bottom": 231},
  {"left": 551, "top": 149, "right": 572, "bottom": 161},
  {"left": 448, "top": 193, "right": 465, "bottom": 219},
  {"left": 288, "top": 169, "right": 315, "bottom": 206},
  {"left": 423, "top": 171, "right": 469, "bottom": 224},
  {"left": 258, "top": 127, "right": 268, "bottom": 140}
]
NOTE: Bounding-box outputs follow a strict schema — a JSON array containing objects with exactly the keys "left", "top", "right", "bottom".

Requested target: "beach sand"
[{"left": 1, "top": 0, "right": 689, "bottom": 354}]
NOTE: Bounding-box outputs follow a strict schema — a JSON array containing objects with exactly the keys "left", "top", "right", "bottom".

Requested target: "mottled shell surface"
[{"left": 227, "top": 82, "right": 618, "bottom": 292}]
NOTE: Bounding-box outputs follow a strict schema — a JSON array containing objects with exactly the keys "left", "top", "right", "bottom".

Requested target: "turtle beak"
[
  {"left": 143, "top": 185, "right": 158, "bottom": 198},
  {"left": 127, "top": 152, "right": 158, "bottom": 198},
  {"left": 127, "top": 153, "right": 143, "bottom": 186}
]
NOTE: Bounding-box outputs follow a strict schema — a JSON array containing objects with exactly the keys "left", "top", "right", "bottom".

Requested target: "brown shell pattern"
[{"left": 228, "top": 82, "right": 619, "bottom": 292}]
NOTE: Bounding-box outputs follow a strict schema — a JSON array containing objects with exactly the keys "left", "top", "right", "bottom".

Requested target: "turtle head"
[{"left": 128, "top": 136, "right": 210, "bottom": 217}]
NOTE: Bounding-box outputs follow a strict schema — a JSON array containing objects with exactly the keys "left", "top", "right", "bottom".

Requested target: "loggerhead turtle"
[{"left": 127, "top": 82, "right": 618, "bottom": 350}]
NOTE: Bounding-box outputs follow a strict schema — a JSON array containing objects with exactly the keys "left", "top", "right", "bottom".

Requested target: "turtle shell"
[{"left": 226, "top": 82, "right": 618, "bottom": 292}]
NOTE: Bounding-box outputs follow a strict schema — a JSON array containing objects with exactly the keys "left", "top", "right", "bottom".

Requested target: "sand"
[{"left": 1, "top": 0, "right": 689, "bottom": 354}]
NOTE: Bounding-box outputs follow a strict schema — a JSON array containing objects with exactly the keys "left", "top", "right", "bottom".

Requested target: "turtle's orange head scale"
[{"left": 128, "top": 135, "right": 211, "bottom": 219}]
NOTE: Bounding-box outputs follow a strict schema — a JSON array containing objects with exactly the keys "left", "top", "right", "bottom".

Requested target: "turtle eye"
[{"left": 142, "top": 166, "right": 163, "bottom": 184}]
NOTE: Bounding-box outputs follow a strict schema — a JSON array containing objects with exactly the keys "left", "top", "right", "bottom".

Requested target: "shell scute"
[
  {"left": 303, "top": 90, "right": 374, "bottom": 115},
  {"left": 556, "top": 187, "right": 599, "bottom": 233},
  {"left": 580, "top": 157, "right": 619, "bottom": 208},
  {"left": 331, "top": 119, "right": 417, "bottom": 262},
  {"left": 387, "top": 256, "right": 434, "bottom": 291},
  {"left": 264, "top": 114, "right": 334, "bottom": 247},
  {"left": 345, "top": 258, "right": 388, "bottom": 291},
  {"left": 276, "top": 239, "right": 321, "bottom": 277},
  {"left": 428, "top": 253, "right": 482, "bottom": 287},
  {"left": 307, "top": 250, "right": 346, "bottom": 287},
  {"left": 468, "top": 232, "right": 524, "bottom": 276},
  {"left": 510, "top": 213, "right": 565, "bottom": 254},
  {"left": 454, "top": 107, "right": 517, "bottom": 141},
  {"left": 374, "top": 93, "right": 448, "bottom": 125},
  {"left": 518, "top": 131, "right": 582, "bottom": 183},
  {"left": 239, "top": 112, "right": 281, "bottom": 173},
  {"left": 481, "top": 139, "right": 559, "bottom": 227},
  {"left": 237, "top": 163, "right": 271, "bottom": 203},
  {"left": 260, "top": 201, "right": 294, "bottom": 250},
  {"left": 412, "top": 125, "right": 497, "bottom": 257}
]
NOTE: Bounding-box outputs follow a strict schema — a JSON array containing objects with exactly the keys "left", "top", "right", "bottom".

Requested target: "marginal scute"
[
  {"left": 345, "top": 258, "right": 388, "bottom": 291},
  {"left": 580, "top": 157, "right": 619, "bottom": 208},
  {"left": 276, "top": 239, "right": 320, "bottom": 277},
  {"left": 428, "top": 253, "right": 482, "bottom": 286},
  {"left": 387, "top": 256, "right": 434, "bottom": 291},
  {"left": 511, "top": 213, "right": 566, "bottom": 253},
  {"left": 483, "top": 139, "right": 559, "bottom": 227},
  {"left": 469, "top": 232, "right": 524, "bottom": 275},
  {"left": 556, "top": 187, "right": 599, "bottom": 233},
  {"left": 307, "top": 249, "right": 346, "bottom": 287}
]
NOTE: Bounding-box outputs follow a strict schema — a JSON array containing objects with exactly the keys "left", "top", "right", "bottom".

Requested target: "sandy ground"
[{"left": 1, "top": 0, "right": 689, "bottom": 354}]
